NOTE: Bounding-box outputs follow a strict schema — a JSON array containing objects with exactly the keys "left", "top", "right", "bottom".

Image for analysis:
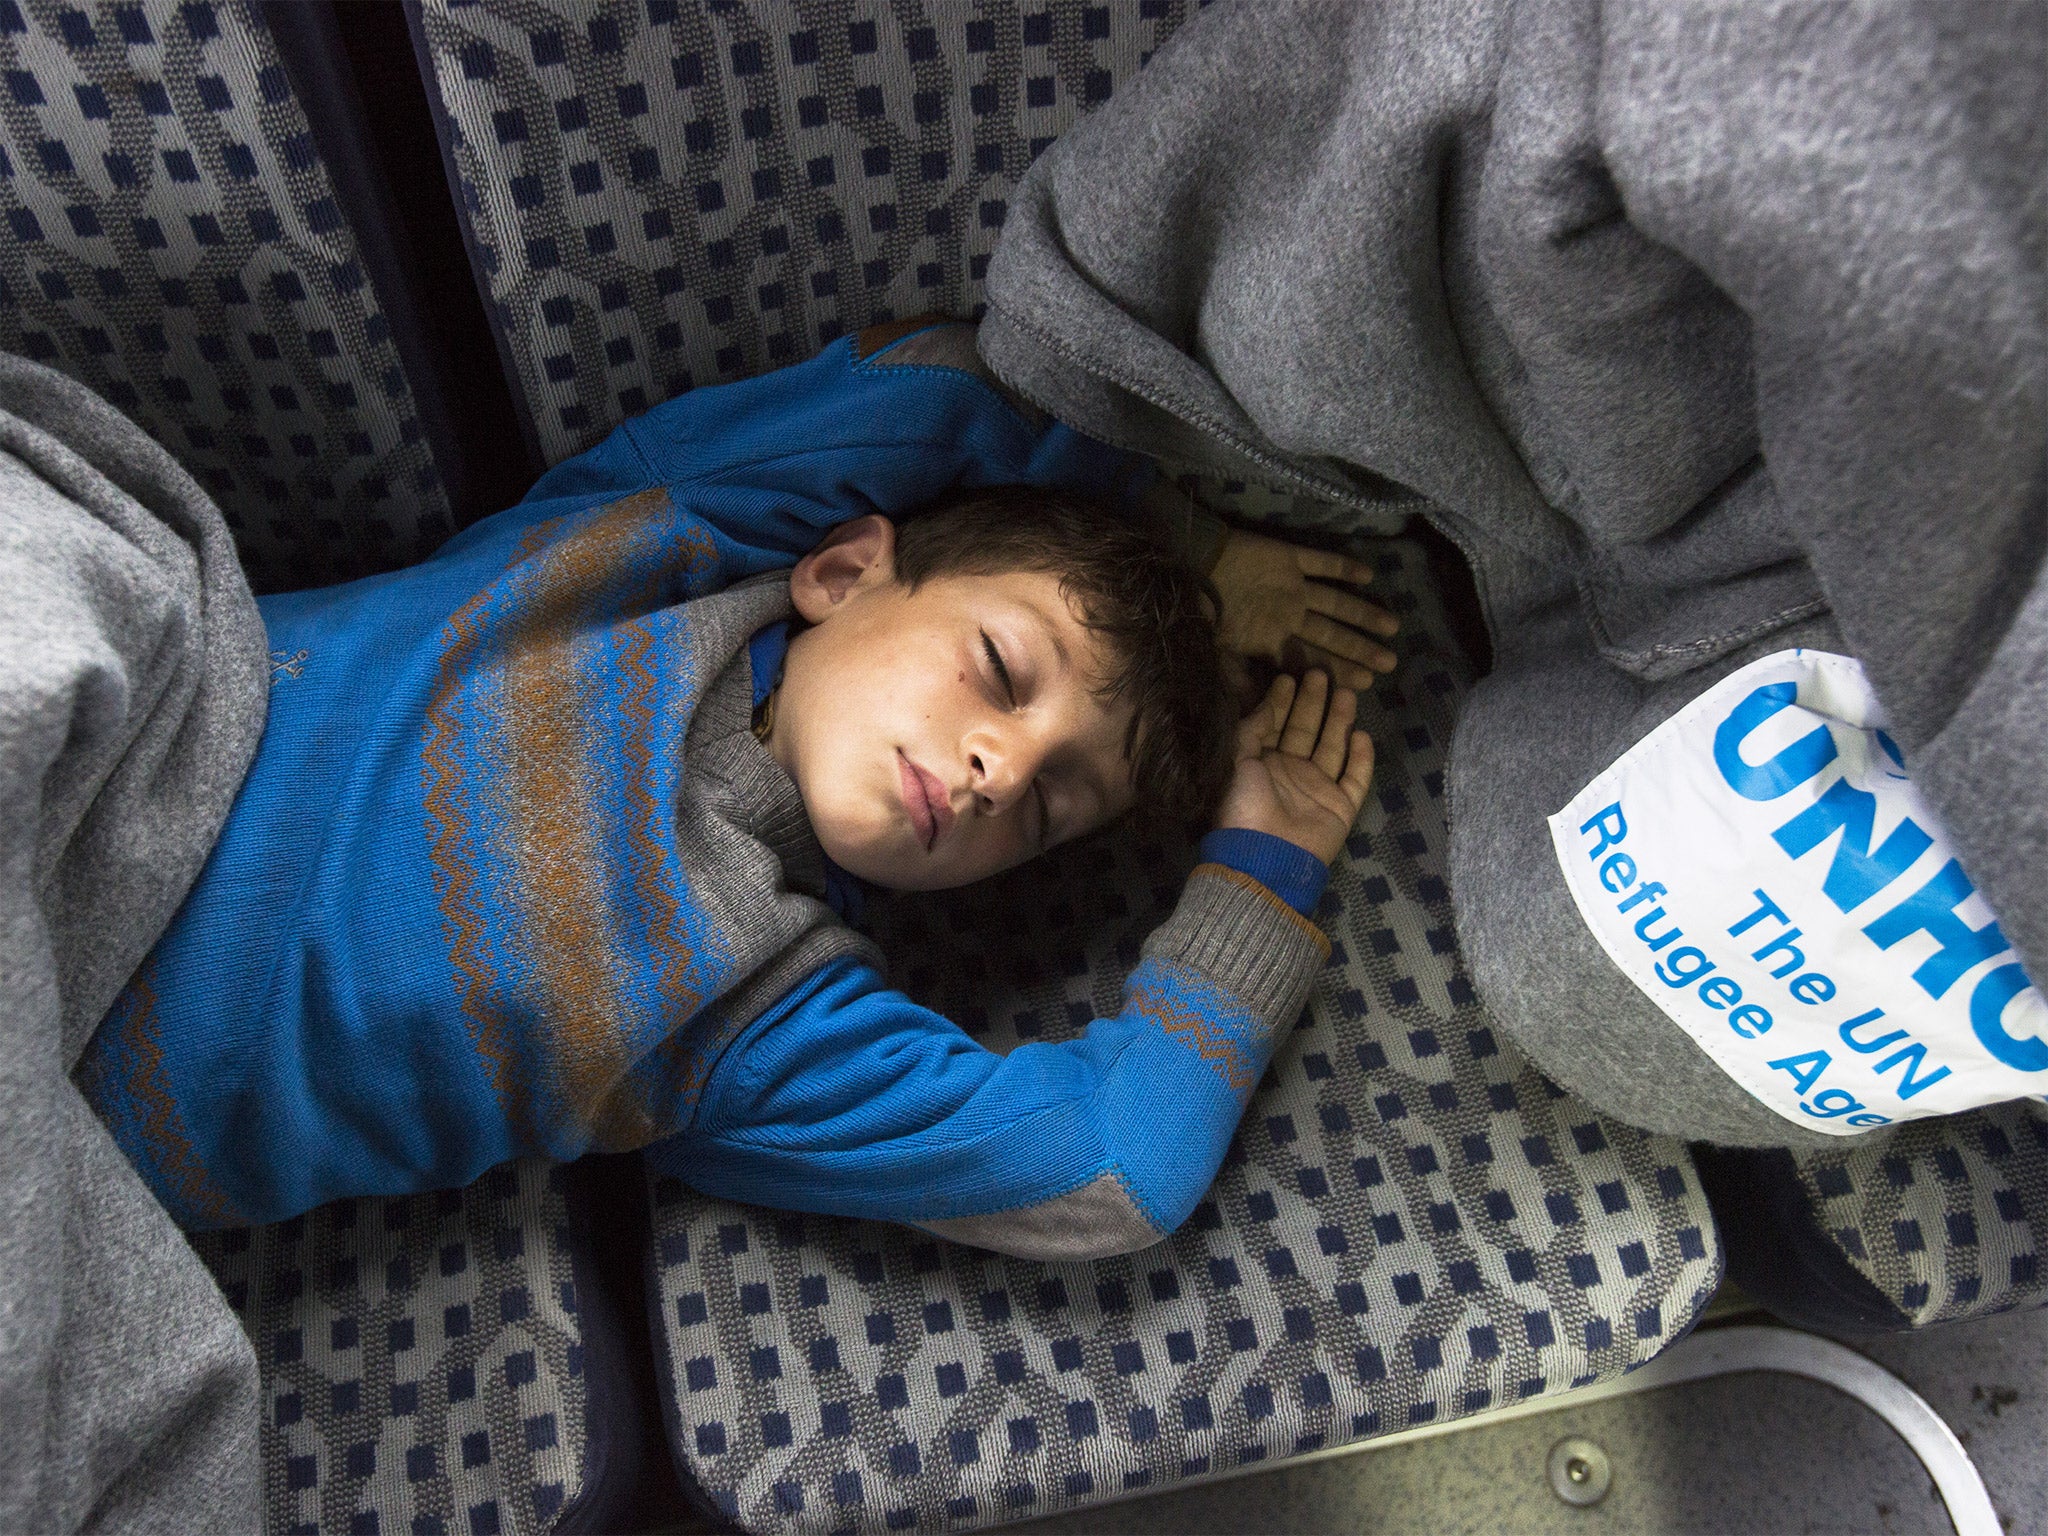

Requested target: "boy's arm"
[
  {"left": 661, "top": 858, "right": 1327, "bottom": 1259},
  {"left": 655, "top": 675, "right": 1371, "bottom": 1260},
  {"left": 519, "top": 320, "right": 1138, "bottom": 570}
]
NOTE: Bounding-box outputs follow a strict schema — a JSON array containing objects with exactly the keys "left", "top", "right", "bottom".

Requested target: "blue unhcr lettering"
[
  {"left": 1700, "top": 977, "right": 1742, "bottom": 1010},
  {"left": 1969, "top": 963, "right": 2048, "bottom": 1073},
  {"left": 1763, "top": 1051, "right": 1887, "bottom": 1124},
  {"left": 1771, "top": 778, "right": 1934, "bottom": 913},
  {"left": 1578, "top": 803, "right": 1628, "bottom": 858},
  {"left": 1558, "top": 654, "right": 2032, "bottom": 1127},
  {"left": 1728, "top": 1004, "right": 1773, "bottom": 1038},
  {"left": 1632, "top": 908, "right": 1682, "bottom": 951},
  {"left": 1789, "top": 972, "right": 1837, "bottom": 1005},
  {"left": 1767, "top": 1050, "right": 1831, "bottom": 1096},
  {"left": 1862, "top": 860, "right": 2010, "bottom": 999},
  {"left": 1802, "top": 1089, "right": 1872, "bottom": 1120},
  {"left": 1869, "top": 1042, "right": 1954, "bottom": 1100},
  {"left": 1749, "top": 925, "right": 1807, "bottom": 979},
  {"left": 1727, "top": 889, "right": 1790, "bottom": 939},
  {"left": 1837, "top": 1008, "right": 1908, "bottom": 1055},
  {"left": 1654, "top": 947, "right": 1716, "bottom": 987},
  {"left": 1599, "top": 852, "right": 1637, "bottom": 892},
  {"left": 1713, "top": 682, "right": 1837, "bottom": 801}
]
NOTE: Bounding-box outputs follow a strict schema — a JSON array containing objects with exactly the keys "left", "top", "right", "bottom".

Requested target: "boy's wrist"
[
  {"left": 1197, "top": 828, "right": 1329, "bottom": 916},
  {"left": 1146, "top": 861, "right": 1331, "bottom": 1029}
]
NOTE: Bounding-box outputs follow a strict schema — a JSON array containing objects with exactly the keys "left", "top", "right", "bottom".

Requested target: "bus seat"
[
  {"left": 642, "top": 532, "right": 1726, "bottom": 1529},
  {"left": 0, "top": 0, "right": 471, "bottom": 591},
  {"left": 1700, "top": 1104, "right": 2047, "bottom": 1333},
  {"left": 406, "top": 4, "right": 1731, "bottom": 1527},
  {"left": 190, "top": 1156, "right": 647, "bottom": 1536},
  {"left": 406, "top": 0, "right": 1191, "bottom": 472}
]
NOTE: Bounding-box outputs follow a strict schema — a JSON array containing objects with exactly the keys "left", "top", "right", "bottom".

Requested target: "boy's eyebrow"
[
  {"left": 1012, "top": 593, "right": 1126, "bottom": 821},
  {"left": 1018, "top": 594, "right": 1071, "bottom": 672}
]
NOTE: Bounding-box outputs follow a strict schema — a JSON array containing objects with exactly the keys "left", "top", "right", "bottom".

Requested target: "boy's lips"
[{"left": 897, "top": 751, "right": 956, "bottom": 850}]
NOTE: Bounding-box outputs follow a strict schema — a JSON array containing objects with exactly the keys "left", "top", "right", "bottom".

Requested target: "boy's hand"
[
  {"left": 1215, "top": 671, "right": 1375, "bottom": 867},
  {"left": 1210, "top": 529, "right": 1399, "bottom": 690}
]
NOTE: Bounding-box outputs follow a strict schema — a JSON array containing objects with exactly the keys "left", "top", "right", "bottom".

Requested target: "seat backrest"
[
  {"left": 410, "top": 0, "right": 1196, "bottom": 467},
  {"left": 0, "top": 0, "right": 464, "bottom": 590}
]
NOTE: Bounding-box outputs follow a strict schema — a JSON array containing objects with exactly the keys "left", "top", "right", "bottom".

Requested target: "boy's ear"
[{"left": 789, "top": 513, "right": 898, "bottom": 623}]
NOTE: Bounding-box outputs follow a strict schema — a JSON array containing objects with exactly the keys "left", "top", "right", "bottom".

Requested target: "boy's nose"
[{"left": 967, "top": 739, "right": 1034, "bottom": 814}]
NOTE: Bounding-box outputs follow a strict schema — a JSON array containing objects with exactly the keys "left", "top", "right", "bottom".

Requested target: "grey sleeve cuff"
[{"left": 1143, "top": 862, "right": 1332, "bottom": 1029}]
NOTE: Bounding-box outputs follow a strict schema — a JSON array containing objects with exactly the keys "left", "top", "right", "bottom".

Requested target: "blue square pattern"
[
  {"left": 0, "top": 0, "right": 452, "bottom": 590},
  {"left": 192, "top": 1159, "right": 591, "bottom": 1532},
  {"left": 1788, "top": 1099, "right": 2045, "bottom": 1327},
  {"left": 414, "top": 0, "right": 1203, "bottom": 465},
  {"left": 602, "top": 489, "right": 1712, "bottom": 1515}
]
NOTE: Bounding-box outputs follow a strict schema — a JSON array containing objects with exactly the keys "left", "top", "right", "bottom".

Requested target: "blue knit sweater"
[{"left": 77, "top": 331, "right": 1333, "bottom": 1256}]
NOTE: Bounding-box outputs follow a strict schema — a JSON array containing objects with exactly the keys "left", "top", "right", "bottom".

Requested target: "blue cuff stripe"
[{"left": 1197, "top": 828, "right": 1329, "bottom": 916}]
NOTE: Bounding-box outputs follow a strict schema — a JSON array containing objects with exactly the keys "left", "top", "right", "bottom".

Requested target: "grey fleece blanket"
[
  {"left": 0, "top": 355, "right": 265, "bottom": 1531},
  {"left": 981, "top": 0, "right": 2045, "bottom": 1145}
]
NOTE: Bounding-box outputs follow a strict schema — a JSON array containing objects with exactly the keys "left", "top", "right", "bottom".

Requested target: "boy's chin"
[
  {"left": 834, "top": 857, "right": 951, "bottom": 894},
  {"left": 805, "top": 805, "right": 1041, "bottom": 893},
  {"left": 809, "top": 828, "right": 929, "bottom": 893},
  {"left": 861, "top": 854, "right": 1043, "bottom": 895},
  {"left": 815, "top": 836, "right": 1016, "bottom": 895}
]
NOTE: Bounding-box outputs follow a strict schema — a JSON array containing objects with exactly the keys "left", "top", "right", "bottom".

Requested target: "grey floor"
[{"left": 1019, "top": 1305, "right": 2046, "bottom": 1536}]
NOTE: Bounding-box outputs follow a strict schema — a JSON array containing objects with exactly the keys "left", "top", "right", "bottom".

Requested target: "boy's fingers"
[
  {"left": 1279, "top": 669, "right": 1328, "bottom": 757},
  {"left": 1305, "top": 583, "right": 1401, "bottom": 639},
  {"left": 1312, "top": 687, "right": 1357, "bottom": 778},
  {"left": 1339, "top": 729, "right": 1376, "bottom": 806},
  {"left": 1236, "top": 711, "right": 1267, "bottom": 759},
  {"left": 1301, "top": 614, "right": 1398, "bottom": 673},
  {"left": 1295, "top": 547, "right": 1376, "bottom": 588},
  {"left": 1259, "top": 674, "right": 1295, "bottom": 751},
  {"left": 1302, "top": 645, "right": 1377, "bottom": 691}
]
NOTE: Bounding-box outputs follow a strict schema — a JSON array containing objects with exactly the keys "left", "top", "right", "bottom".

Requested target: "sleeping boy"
[{"left": 77, "top": 322, "right": 1393, "bottom": 1261}]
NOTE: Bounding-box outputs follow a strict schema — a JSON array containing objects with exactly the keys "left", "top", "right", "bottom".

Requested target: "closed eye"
[{"left": 981, "top": 630, "right": 1017, "bottom": 706}]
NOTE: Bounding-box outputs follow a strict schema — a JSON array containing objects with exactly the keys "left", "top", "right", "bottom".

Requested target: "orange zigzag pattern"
[
  {"left": 595, "top": 518, "right": 720, "bottom": 1148},
  {"left": 1134, "top": 987, "right": 1259, "bottom": 1095},
  {"left": 88, "top": 965, "right": 239, "bottom": 1226},
  {"left": 419, "top": 522, "right": 559, "bottom": 1135}
]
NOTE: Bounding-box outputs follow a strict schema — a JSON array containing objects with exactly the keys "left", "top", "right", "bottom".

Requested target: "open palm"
[{"left": 1214, "top": 672, "right": 1376, "bottom": 867}]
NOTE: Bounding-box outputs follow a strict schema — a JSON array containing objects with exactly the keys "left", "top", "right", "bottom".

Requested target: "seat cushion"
[
  {"left": 0, "top": 0, "right": 459, "bottom": 589},
  {"left": 1702, "top": 1102, "right": 2048, "bottom": 1331},
  {"left": 643, "top": 537, "right": 1724, "bottom": 1532},
  {"left": 192, "top": 1158, "right": 643, "bottom": 1536},
  {"left": 409, "top": 0, "right": 1197, "bottom": 468}
]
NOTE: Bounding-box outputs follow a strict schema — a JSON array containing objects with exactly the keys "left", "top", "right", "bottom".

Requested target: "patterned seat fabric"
[
  {"left": 410, "top": 0, "right": 1198, "bottom": 468},
  {"left": 0, "top": 0, "right": 459, "bottom": 590},
  {"left": 192, "top": 1158, "right": 644, "bottom": 1536},
  {"left": 644, "top": 538, "right": 1724, "bottom": 1533},
  {"left": 1701, "top": 1103, "right": 2048, "bottom": 1333}
]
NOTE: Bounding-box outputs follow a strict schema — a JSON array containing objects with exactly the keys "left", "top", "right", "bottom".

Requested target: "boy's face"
[{"left": 768, "top": 516, "right": 1139, "bottom": 891}]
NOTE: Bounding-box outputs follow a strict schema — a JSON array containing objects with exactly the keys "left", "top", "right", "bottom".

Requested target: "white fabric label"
[{"left": 1548, "top": 649, "right": 2048, "bottom": 1136}]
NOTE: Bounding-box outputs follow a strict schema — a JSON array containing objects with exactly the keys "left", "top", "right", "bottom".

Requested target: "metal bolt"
[{"left": 1547, "top": 1437, "right": 1613, "bottom": 1507}]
